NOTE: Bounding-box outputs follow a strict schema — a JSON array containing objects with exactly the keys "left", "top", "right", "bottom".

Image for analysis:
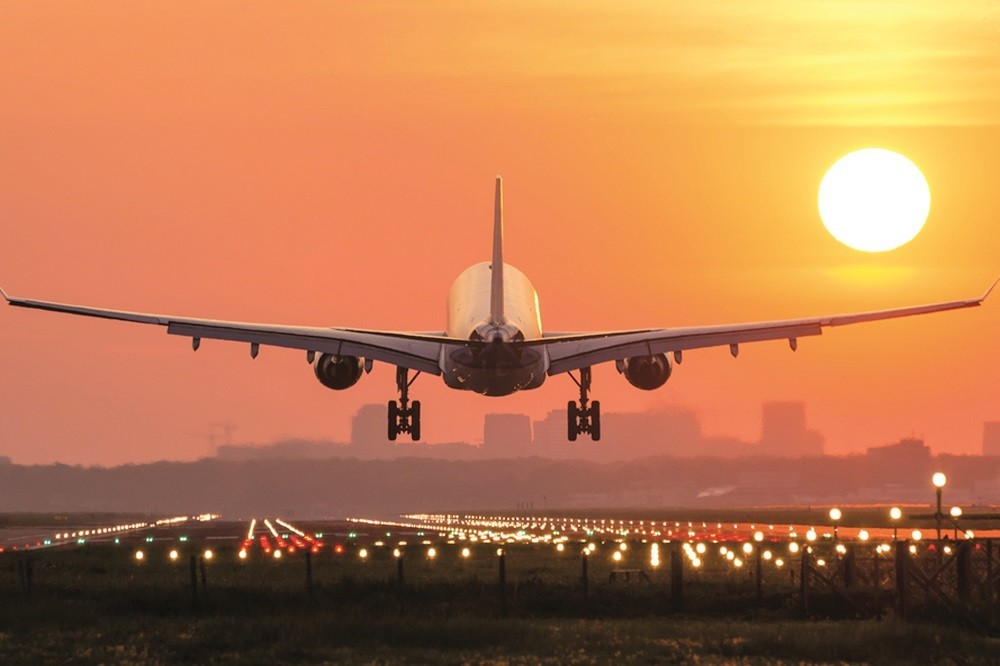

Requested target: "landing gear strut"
[
  {"left": 567, "top": 366, "right": 600, "bottom": 441},
  {"left": 388, "top": 367, "right": 421, "bottom": 441}
]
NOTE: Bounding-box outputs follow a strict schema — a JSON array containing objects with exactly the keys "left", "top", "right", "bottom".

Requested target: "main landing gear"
[
  {"left": 388, "top": 367, "right": 421, "bottom": 441},
  {"left": 567, "top": 366, "right": 600, "bottom": 441}
]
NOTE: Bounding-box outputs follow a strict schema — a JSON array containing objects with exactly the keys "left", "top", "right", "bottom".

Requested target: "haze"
[{"left": 1, "top": 2, "right": 998, "bottom": 465}]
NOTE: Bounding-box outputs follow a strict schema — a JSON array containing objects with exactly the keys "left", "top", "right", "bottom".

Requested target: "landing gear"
[
  {"left": 567, "top": 366, "right": 600, "bottom": 441},
  {"left": 388, "top": 367, "right": 421, "bottom": 441}
]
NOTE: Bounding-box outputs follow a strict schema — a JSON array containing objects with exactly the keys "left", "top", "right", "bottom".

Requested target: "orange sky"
[{"left": 1, "top": 2, "right": 998, "bottom": 465}]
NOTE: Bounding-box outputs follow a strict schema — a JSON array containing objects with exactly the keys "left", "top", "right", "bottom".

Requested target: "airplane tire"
[
  {"left": 567, "top": 401, "right": 578, "bottom": 441},
  {"left": 411, "top": 401, "right": 421, "bottom": 441},
  {"left": 590, "top": 400, "right": 601, "bottom": 441},
  {"left": 388, "top": 400, "right": 399, "bottom": 441}
]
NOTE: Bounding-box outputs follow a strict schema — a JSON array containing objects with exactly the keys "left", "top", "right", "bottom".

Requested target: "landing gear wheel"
[
  {"left": 387, "top": 367, "right": 423, "bottom": 441},
  {"left": 388, "top": 400, "right": 400, "bottom": 441},
  {"left": 410, "top": 400, "right": 421, "bottom": 441},
  {"left": 567, "top": 401, "right": 579, "bottom": 441},
  {"left": 567, "top": 367, "right": 600, "bottom": 441}
]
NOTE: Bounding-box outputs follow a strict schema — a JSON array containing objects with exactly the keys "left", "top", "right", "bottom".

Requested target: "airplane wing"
[
  {"left": 531, "top": 278, "right": 999, "bottom": 376},
  {"left": 0, "top": 287, "right": 466, "bottom": 375}
]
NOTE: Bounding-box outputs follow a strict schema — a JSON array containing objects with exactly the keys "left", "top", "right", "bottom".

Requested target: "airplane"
[{"left": 2, "top": 177, "right": 997, "bottom": 442}]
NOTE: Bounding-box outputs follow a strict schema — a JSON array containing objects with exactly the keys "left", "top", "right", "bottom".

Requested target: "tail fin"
[{"left": 490, "top": 176, "right": 505, "bottom": 325}]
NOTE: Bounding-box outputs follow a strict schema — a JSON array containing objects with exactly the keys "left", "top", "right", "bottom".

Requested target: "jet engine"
[
  {"left": 621, "top": 353, "right": 672, "bottom": 390},
  {"left": 314, "top": 353, "right": 364, "bottom": 390}
]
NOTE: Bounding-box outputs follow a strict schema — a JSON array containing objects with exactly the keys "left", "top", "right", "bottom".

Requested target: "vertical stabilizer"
[{"left": 490, "top": 176, "right": 505, "bottom": 325}]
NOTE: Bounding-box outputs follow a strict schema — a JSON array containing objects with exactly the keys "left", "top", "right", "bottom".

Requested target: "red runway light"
[{"left": 334, "top": 544, "right": 344, "bottom": 554}]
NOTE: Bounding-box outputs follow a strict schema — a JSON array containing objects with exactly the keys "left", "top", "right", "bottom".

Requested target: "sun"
[{"left": 818, "top": 148, "right": 930, "bottom": 252}]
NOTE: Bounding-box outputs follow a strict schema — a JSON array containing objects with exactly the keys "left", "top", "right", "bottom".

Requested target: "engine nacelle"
[
  {"left": 622, "top": 353, "right": 672, "bottom": 390},
  {"left": 314, "top": 353, "right": 364, "bottom": 390}
]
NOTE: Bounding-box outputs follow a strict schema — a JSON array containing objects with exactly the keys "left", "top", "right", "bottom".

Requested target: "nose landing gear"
[
  {"left": 388, "top": 367, "right": 421, "bottom": 441},
  {"left": 567, "top": 366, "right": 600, "bottom": 441}
]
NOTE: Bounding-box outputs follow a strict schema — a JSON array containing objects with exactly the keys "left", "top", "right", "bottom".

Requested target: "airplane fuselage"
[{"left": 441, "top": 261, "right": 547, "bottom": 395}]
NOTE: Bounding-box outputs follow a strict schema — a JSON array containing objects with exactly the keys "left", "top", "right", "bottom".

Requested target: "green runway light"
[
  {"left": 348, "top": 532, "right": 357, "bottom": 539},
  {"left": 77, "top": 538, "right": 85, "bottom": 544},
  {"left": 179, "top": 536, "right": 188, "bottom": 542},
  {"left": 315, "top": 533, "right": 323, "bottom": 538},
  {"left": 114, "top": 538, "right": 120, "bottom": 544}
]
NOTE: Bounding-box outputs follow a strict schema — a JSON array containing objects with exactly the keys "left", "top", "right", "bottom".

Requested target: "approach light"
[
  {"left": 858, "top": 530, "right": 870, "bottom": 541},
  {"left": 911, "top": 530, "right": 923, "bottom": 541},
  {"left": 203, "top": 549, "right": 214, "bottom": 561},
  {"left": 950, "top": 506, "right": 963, "bottom": 518},
  {"left": 238, "top": 549, "right": 248, "bottom": 560},
  {"left": 612, "top": 551, "right": 622, "bottom": 562},
  {"left": 890, "top": 507, "right": 902, "bottom": 520},
  {"left": 932, "top": 472, "right": 947, "bottom": 488},
  {"left": 805, "top": 530, "right": 817, "bottom": 542},
  {"left": 134, "top": 550, "right": 144, "bottom": 561},
  {"left": 753, "top": 531, "right": 764, "bottom": 542},
  {"left": 274, "top": 550, "right": 282, "bottom": 559},
  {"left": 741, "top": 542, "right": 753, "bottom": 555},
  {"left": 169, "top": 549, "right": 179, "bottom": 561},
  {"left": 461, "top": 547, "right": 470, "bottom": 559},
  {"left": 829, "top": 508, "right": 842, "bottom": 522}
]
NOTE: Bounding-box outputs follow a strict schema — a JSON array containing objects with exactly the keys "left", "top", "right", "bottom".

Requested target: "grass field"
[{"left": 3, "top": 538, "right": 999, "bottom": 663}]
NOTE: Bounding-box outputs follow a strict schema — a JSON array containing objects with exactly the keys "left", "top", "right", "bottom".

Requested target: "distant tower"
[
  {"left": 351, "top": 404, "right": 389, "bottom": 452},
  {"left": 984, "top": 422, "right": 1000, "bottom": 457},
  {"left": 483, "top": 414, "right": 532, "bottom": 457},
  {"left": 757, "top": 401, "right": 824, "bottom": 457}
]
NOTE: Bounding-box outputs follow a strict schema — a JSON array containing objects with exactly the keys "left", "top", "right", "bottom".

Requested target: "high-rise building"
[
  {"left": 350, "top": 404, "right": 389, "bottom": 455},
  {"left": 756, "top": 401, "right": 824, "bottom": 457},
  {"left": 984, "top": 422, "right": 1000, "bottom": 457},
  {"left": 483, "top": 413, "right": 532, "bottom": 457}
]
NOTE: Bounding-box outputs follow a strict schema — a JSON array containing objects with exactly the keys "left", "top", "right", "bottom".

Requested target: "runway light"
[
  {"left": 427, "top": 547, "right": 437, "bottom": 559},
  {"left": 203, "top": 549, "right": 214, "bottom": 561},
  {"left": 753, "top": 531, "right": 764, "bottom": 542},
  {"left": 460, "top": 547, "right": 470, "bottom": 559},
  {"left": 763, "top": 550, "right": 772, "bottom": 561},
  {"left": 556, "top": 543, "right": 565, "bottom": 553},
  {"left": 858, "top": 529, "right": 870, "bottom": 541},
  {"left": 134, "top": 550, "right": 144, "bottom": 561},
  {"left": 789, "top": 543, "right": 800, "bottom": 554},
  {"left": 742, "top": 542, "right": 753, "bottom": 555},
  {"left": 359, "top": 548, "right": 368, "bottom": 559},
  {"left": 932, "top": 472, "right": 947, "bottom": 488},
  {"left": 274, "top": 550, "right": 282, "bottom": 559},
  {"left": 612, "top": 551, "right": 622, "bottom": 562},
  {"left": 775, "top": 558, "right": 784, "bottom": 568},
  {"left": 829, "top": 508, "right": 842, "bottom": 522},
  {"left": 835, "top": 544, "right": 847, "bottom": 555},
  {"left": 733, "top": 558, "right": 743, "bottom": 568},
  {"left": 619, "top": 542, "right": 627, "bottom": 551},
  {"left": 950, "top": 506, "right": 963, "bottom": 518},
  {"left": 393, "top": 548, "right": 401, "bottom": 558},
  {"left": 816, "top": 559, "right": 826, "bottom": 567},
  {"left": 695, "top": 543, "right": 706, "bottom": 554},
  {"left": 169, "top": 549, "right": 179, "bottom": 561},
  {"left": 805, "top": 530, "right": 817, "bottom": 542},
  {"left": 890, "top": 507, "right": 902, "bottom": 521},
  {"left": 691, "top": 557, "right": 702, "bottom": 568},
  {"left": 238, "top": 549, "right": 248, "bottom": 560},
  {"left": 965, "top": 530, "right": 975, "bottom": 539},
  {"left": 911, "top": 530, "right": 923, "bottom": 541},
  {"left": 726, "top": 551, "right": 735, "bottom": 561}
]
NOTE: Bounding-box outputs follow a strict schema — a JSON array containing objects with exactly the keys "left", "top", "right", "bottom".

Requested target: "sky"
[{"left": 1, "top": 1, "right": 998, "bottom": 465}]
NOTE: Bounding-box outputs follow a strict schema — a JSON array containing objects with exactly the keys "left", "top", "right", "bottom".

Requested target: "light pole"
[
  {"left": 932, "top": 472, "right": 947, "bottom": 542},
  {"left": 949, "top": 506, "right": 962, "bottom": 540},
  {"left": 889, "top": 507, "right": 902, "bottom": 541},
  {"left": 829, "top": 508, "right": 842, "bottom": 542}
]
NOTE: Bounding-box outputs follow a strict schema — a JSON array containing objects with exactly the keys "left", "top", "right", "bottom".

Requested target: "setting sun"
[{"left": 818, "top": 148, "right": 931, "bottom": 252}]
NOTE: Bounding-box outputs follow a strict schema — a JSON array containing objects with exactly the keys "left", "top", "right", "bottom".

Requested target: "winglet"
[
  {"left": 490, "top": 176, "right": 505, "bottom": 325},
  {"left": 0, "top": 286, "right": 9, "bottom": 303},
  {"left": 981, "top": 276, "right": 1000, "bottom": 302}
]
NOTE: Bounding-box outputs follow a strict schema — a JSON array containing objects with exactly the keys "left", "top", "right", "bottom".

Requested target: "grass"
[{"left": 2, "top": 540, "right": 999, "bottom": 663}]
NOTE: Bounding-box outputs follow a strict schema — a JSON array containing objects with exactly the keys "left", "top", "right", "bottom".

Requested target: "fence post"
[
  {"left": 498, "top": 549, "right": 507, "bottom": 617},
  {"left": 305, "top": 549, "right": 313, "bottom": 604},
  {"left": 755, "top": 544, "right": 762, "bottom": 600},
  {"left": 987, "top": 541, "right": 995, "bottom": 617},
  {"left": 800, "top": 546, "right": 810, "bottom": 613},
  {"left": 895, "top": 540, "right": 908, "bottom": 620},
  {"left": 843, "top": 544, "right": 855, "bottom": 589},
  {"left": 670, "top": 541, "right": 683, "bottom": 603},
  {"left": 199, "top": 556, "right": 208, "bottom": 596},
  {"left": 189, "top": 555, "right": 199, "bottom": 610},
  {"left": 956, "top": 541, "right": 971, "bottom": 604}
]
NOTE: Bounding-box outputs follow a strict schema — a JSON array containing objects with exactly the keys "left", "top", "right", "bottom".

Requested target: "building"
[
  {"left": 984, "top": 422, "right": 1000, "bottom": 457},
  {"left": 483, "top": 413, "right": 532, "bottom": 457},
  {"left": 756, "top": 401, "right": 824, "bottom": 457}
]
